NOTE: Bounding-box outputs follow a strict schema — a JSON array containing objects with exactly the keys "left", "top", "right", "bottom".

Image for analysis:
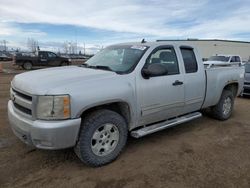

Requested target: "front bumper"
[{"left": 8, "top": 101, "right": 81, "bottom": 149}]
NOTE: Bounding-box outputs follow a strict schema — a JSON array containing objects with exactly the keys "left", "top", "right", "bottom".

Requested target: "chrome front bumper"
[{"left": 8, "top": 101, "right": 81, "bottom": 149}]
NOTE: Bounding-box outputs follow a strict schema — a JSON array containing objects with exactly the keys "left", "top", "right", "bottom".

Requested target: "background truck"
[
  {"left": 14, "top": 51, "right": 71, "bottom": 70},
  {"left": 8, "top": 41, "right": 244, "bottom": 167},
  {"left": 204, "top": 54, "right": 242, "bottom": 67},
  {"left": 242, "top": 63, "right": 250, "bottom": 96}
]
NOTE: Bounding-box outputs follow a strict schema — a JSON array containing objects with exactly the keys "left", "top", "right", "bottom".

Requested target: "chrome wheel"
[
  {"left": 222, "top": 97, "right": 232, "bottom": 116},
  {"left": 91, "top": 123, "right": 119, "bottom": 156}
]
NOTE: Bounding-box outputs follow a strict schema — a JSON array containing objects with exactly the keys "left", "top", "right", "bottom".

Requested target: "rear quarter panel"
[{"left": 202, "top": 66, "right": 244, "bottom": 108}]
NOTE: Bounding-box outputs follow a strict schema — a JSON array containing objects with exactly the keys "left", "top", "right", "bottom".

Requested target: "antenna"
[{"left": 141, "top": 38, "right": 146, "bottom": 43}]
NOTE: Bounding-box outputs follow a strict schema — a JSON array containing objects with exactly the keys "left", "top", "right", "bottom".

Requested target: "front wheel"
[
  {"left": 74, "top": 109, "right": 128, "bottom": 167},
  {"left": 211, "top": 90, "right": 234, "bottom": 120}
]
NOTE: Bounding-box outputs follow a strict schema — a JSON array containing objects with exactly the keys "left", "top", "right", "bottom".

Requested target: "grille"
[
  {"left": 13, "top": 103, "right": 32, "bottom": 115},
  {"left": 12, "top": 88, "right": 32, "bottom": 100},
  {"left": 11, "top": 87, "right": 33, "bottom": 117},
  {"left": 244, "top": 82, "right": 250, "bottom": 85}
]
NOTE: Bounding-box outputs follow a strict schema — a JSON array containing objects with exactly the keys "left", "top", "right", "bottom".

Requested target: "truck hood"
[{"left": 12, "top": 66, "right": 117, "bottom": 95}]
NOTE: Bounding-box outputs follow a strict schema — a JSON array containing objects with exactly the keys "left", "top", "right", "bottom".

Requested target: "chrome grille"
[{"left": 10, "top": 87, "right": 33, "bottom": 118}]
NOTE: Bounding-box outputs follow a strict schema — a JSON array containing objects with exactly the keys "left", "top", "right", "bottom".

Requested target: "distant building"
[{"left": 157, "top": 39, "right": 250, "bottom": 62}]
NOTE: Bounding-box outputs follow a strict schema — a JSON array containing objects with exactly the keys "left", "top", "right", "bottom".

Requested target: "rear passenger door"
[{"left": 180, "top": 47, "right": 206, "bottom": 113}]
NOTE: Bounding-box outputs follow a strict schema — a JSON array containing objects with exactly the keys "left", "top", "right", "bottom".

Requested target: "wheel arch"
[
  {"left": 223, "top": 82, "right": 239, "bottom": 97},
  {"left": 23, "top": 60, "right": 33, "bottom": 65},
  {"left": 78, "top": 101, "right": 132, "bottom": 128},
  {"left": 61, "top": 60, "right": 69, "bottom": 65}
]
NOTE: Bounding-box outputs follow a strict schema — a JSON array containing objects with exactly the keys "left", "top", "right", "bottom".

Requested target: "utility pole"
[
  {"left": 83, "top": 42, "right": 86, "bottom": 55},
  {"left": 75, "top": 28, "right": 78, "bottom": 54},
  {"left": 3, "top": 40, "right": 7, "bottom": 51}
]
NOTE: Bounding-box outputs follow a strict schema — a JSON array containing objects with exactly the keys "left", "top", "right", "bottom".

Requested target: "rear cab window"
[{"left": 180, "top": 47, "right": 198, "bottom": 73}]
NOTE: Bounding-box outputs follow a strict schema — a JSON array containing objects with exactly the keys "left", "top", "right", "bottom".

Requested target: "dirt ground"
[{"left": 1, "top": 64, "right": 250, "bottom": 188}]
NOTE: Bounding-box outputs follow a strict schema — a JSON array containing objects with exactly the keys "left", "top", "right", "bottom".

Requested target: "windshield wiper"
[
  {"left": 94, "top": 65, "right": 113, "bottom": 71},
  {"left": 80, "top": 64, "right": 115, "bottom": 73}
]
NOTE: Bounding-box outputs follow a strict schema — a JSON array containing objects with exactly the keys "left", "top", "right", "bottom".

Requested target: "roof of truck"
[{"left": 110, "top": 41, "right": 196, "bottom": 48}]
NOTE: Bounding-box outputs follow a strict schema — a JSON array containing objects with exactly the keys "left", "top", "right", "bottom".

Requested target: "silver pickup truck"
[{"left": 8, "top": 41, "right": 244, "bottom": 166}]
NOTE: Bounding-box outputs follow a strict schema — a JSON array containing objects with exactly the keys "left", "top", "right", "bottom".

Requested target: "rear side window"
[
  {"left": 180, "top": 48, "right": 198, "bottom": 73},
  {"left": 235, "top": 56, "right": 241, "bottom": 62}
]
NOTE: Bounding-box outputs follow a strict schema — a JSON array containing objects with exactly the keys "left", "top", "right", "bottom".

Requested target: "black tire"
[
  {"left": 211, "top": 90, "right": 234, "bottom": 120},
  {"left": 61, "top": 61, "right": 69, "bottom": 66},
  {"left": 74, "top": 109, "right": 128, "bottom": 167},
  {"left": 22, "top": 62, "right": 32, "bottom": 70}
]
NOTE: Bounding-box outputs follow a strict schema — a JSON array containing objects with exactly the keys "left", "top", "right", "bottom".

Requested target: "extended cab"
[
  {"left": 14, "top": 51, "right": 71, "bottom": 70},
  {"left": 8, "top": 41, "right": 244, "bottom": 166}
]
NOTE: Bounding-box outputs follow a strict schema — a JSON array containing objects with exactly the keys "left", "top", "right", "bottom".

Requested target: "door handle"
[{"left": 172, "top": 80, "right": 183, "bottom": 86}]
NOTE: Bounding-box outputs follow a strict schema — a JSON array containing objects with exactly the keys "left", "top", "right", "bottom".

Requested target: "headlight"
[{"left": 36, "top": 95, "right": 70, "bottom": 120}]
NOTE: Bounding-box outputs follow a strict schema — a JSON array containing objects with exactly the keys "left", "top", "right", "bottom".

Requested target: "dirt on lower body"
[{"left": 1, "top": 72, "right": 250, "bottom": 188}]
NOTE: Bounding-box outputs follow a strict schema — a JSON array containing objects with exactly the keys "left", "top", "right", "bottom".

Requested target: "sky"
[{"left": 0, "top": 0, "right": 250, "bottom": 53}]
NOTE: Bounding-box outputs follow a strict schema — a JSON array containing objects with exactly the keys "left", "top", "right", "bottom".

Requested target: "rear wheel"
[
  {"left": 22, "top": 62, "right": 32, "bottom": 70},
  {"left": 211, "top": 90, "right": 234, "bottom": 120},
  {"left": 74, "top": 109, "right": 128, "bottom": 167},
  {"left": 61, "top": 61, "right": 69, "bottom": 66}
]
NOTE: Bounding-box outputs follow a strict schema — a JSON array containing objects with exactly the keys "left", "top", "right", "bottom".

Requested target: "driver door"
[{"left": 138, "top": 46, "right": 185, "bottom": 125}]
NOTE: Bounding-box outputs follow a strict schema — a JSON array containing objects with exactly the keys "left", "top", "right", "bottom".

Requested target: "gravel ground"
[{"left": 1, "top": 67, "right": 250, "bottom": 188}]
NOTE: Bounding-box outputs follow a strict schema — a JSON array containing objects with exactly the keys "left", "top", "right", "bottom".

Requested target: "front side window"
[
  {"left": 146, "top": 47, "right": 179, "bottom": 75},
  {"left": 48, "top": 52, "right": 57, "bottom": 58},
  {"left": 85, "top": 45, "right": 148, "bottom": 74},
  {"left": 230, "top": 56, "right": 236, "bottom": 62},
  {"left": 180, "top": 48, "right": 198, "bottom": 73}
]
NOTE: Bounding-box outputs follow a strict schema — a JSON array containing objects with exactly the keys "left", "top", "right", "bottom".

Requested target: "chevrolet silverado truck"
[
  {"left": 8, "top": 41, "right": 244, "bottom": 166},
  {"left": 14, "top": 51, "right": 71, "bottom": 70}
]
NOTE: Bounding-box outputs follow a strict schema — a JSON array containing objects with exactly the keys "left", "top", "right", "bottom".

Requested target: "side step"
[{"left": 130, "top": 112, "right": 202, "bottom": 138}]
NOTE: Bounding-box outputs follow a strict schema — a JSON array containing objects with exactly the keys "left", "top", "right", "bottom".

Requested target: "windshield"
[
  {"left": 245, "top": 64, "right": 250, "bottom": 73},
  {"left": 208, "top": 56, "right": 230, "bottom": 62},
  {"left": 84, "top": 45, "right": 148, "bottom": 74}
]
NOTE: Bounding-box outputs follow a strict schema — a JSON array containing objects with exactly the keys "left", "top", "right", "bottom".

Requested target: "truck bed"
[{"left": 202, "top": 65, "right": 245, "bottom": 108}]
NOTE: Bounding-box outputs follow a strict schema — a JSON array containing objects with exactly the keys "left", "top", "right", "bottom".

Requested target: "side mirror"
[{"left": 142, "top": 63, "right": 168, "bottom": 79}]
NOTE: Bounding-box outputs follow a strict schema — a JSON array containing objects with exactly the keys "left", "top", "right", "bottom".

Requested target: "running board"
[{"left": 131, "top": 112, "right": 202, "bottom": 138}]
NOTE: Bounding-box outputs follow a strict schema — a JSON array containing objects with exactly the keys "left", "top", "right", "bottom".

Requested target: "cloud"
[
  {"left": 0, "top": 0, "right": 250, "bottom": 51},
  {"left": 0, "top": 21, "right": 46, "bottom": 37}
]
